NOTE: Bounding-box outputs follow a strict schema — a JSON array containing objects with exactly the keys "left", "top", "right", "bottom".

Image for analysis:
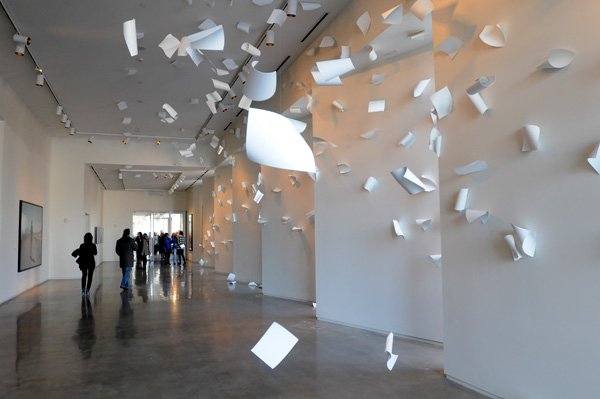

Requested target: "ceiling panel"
[{"left": 90, "top": 163, "right": 207, "bottom": 191}]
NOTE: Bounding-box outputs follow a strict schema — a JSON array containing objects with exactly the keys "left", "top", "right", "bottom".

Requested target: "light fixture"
[
  {"left": 238, "top": 71, "right": 247, "bottom": 84},
  {"left": 35, "top": 67, "right": 44, "bottom": 87},
  {"left": 121, "top": 138, "right": 129, "bottom": 145},
  {"left": 55, "top": 105, "right": 63, "bottom": 115},
  {"left": 64, "top": 119, "right": 71, "bottom": 128},
  {"left": 118, "top": 172, "right": 123, "bottom": 179},
  {"left": 218, "top": 103, "right": 229, "bottom": 112},
  {"left": 287, "top": 0, "right": 298, "bottom": 17},
  {"left": 61, "top": 113, "right": 68, "bottom": 123},
  {"left": 13, "top": 34, "right": 31, "bottom": 56},
  {"left": 69, "top": 127, "right": 75, "bottom": 135},
  {"left": 265, "top": 30, "right": 275, "bottom": 47},
  {"left": 155, "top": 139, "right": 161, "bottom": 146},
  {"left": 87, "top": 136, "right": 94, "bottom": 144},
  {"left": 229, "top": 89, "right": 237, "bottom": 100}
]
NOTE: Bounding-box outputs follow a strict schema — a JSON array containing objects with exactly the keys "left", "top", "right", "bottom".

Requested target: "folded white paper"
[
  {"left": 391, "top": 167, "right": 426, "bottom": 195},
  {"left": 123, "top": 19, "right": 138, "bottom": 57},
  {"left": 227, "top": 273, "right": 236, "bottom": 283},
  {"left": 466, "top": 209, "right": 490, "bottom": 224},
  {"left": 437, "top": 37, "right": 463, "bottom": 59},
  {"left": 522, "top": 124, "right": 540, "bottom": 152},
  {"left": 417, "top": 218, "right": 432, "bottom": 231},
  {"left": 467, "top": 92, "right": 489, "bottom": 115},
  {"left": 479, "top": 24, "right": 507, "bottom": 48},
  {"left": 399, "top": 132, "right": 416, "bottom": 148},
  {"left": 466, "top": 76, "right": 496, "bottom": 95},
  {"left": 454, "top": 188, "right": 469, "bottom": 212},
  {"left": 363, "top": 177, "right": 379, "bottom": 192},
  {"left": 356, "top": 12, "right": 371, "bottom": 36},
  {"left": 268, "top": 9, "right": 287, "bottom": 26},
  {"left": 504, "top": 234, "right": 522, "bottom": 261},
  {"left": 454, "top": 160, "right": 488, "bottom": 175},
  {"left": 337, "top": 163, "right": 352, "bottom": 175},
  {"left": 512, "top": 224, "right": 537, "bottom": 257},
  {"left": 237, "top": 22, "right": 252, "bottom": 33},
  {"left": 392, "top": 220, "right": 404, "bottom": 238},
  {"left": 430, "top": 87, "right": 453, "bottom": 119},
  {"left": 159, "top": 34, "right": 181, "bottom": 58},
  {"left": 587, "top": 143, "right": 600, "bottom": 174},
  {"left": 413, "top": 79, "right": 431, "bottom": 97},
  {"left": 385, "top": 332, "right": 399, "bottom": 371},
  {"left": 382, "top": 4, "right": 403, "bottom": 25},
  {"left": 244, "top": 62, "right": 277, "bottom": 101},
  {"left": 241, "top": 42, "right": 261, "bottom": 57},
  {"left": 187, "top": 25, "right": 225, "bottom": 51},
  {"left": 314, "top": 58, "right": 355, "bottom": 82},
  {"left": 319, "top": 36, "right": 336, "bottom": 48},
  {"left": 212, "top": 79, "right": 231, "bottom": 91},
  {"left": 368, "top": 100, "right": 386, "bottom": 113},
  {"left": 541, "top": 49, "right": 575, "bottom": 69},
  {"left": 429, "top": 254, "right": 442, "bottom": 267},
  {"left": 360, "top": 129, "right": 378, "bottom": 140},
  {"left": 251, "top": 322, "right": 299, "bottom": 369}
]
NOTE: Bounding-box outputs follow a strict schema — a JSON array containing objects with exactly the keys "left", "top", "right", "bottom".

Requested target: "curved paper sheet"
[
  {"left": 363, "top": 177, "right": 379, "bottom": 192},
  {"left": 159, "top": 34, "right": 181, "bottom": 58},
  {"left": 512, "top": 224, "right": 537, "bottom": 257},
  {"left": 541, "top": 49, "right": 576, "bottom": 69},
  {"left": 385, "top": 332, "right": 399, "bottom": 370},
  {"left": 382, "top": 4, "right": 403, "bottom": 25},
  {"left": 287, "top": 117, "right": 307, "bottom": 133},
  {"left": 390, "top": 167, "right": 426, "bottom": 195},
  {"left": 430, "top": 87, "right": 453, "bottom": 119},
  {"left": 454, "top": 188, "right": 469, "bottom": 212},
  {"left": 416, "top": 218, "right": 432, "bottom": 231},
  {"left": 356, "top": 11, "right": 371, "bottom": 36},
  {"left": 337, "top": 163, "right": 352, "bottom": 175},
  {"left": 522, "top": 124, "right": 540, "bottom": 152},
  {"left": 413, "top": 79, "right": 431, "bottom": 97},
  {"left": 392, "top": 220, "right": 404, "bottom": 238},
  {"left": 123, "top": 19, "right": 138, "bottom": 57},
  {"left": 466, "top": 76, "right": 495, "bottom": 95},
  {"left": 314, "top": 58, "right": 355, "bottom": 82},
  {"left": 241, "top": 42, "right": 261, "bottom": 57},
  {"left": 267, "top": 9, "right": 287, "bottom": 26},
  {"left": 319, "top": 36, "right": 336, "bottom": 48},
  {"left": 479, "top": 24, "right": 507, "bottom": 48},
  {"left": 244, "top": 62, "right": 277, "bottom": 101},
  {"left": 360, "top": 129, "right": 378, "bottom": 140},
  {"left": 587, "top": 143, "right": 600, "bottom": 174},
  {"left": 420, "top": 175, "right": 437, "bottom": 192},
  {"left": 467, "top": 92, "right": 489, "bottom": 115},
  {"left": 399, "top": 132, "right": 416, "bottom": 148},
  {"left": 504, "top": 234, "right": 522, "bottom": 261},
  {"left": 454, "top": 160, "right": 488, "bottom": 175},
  {"left": 437, "top": 36, "right": 463, "bottom": 59},
  {"left": 187, "top": 25, "right": 225, "bottom": 51},
  {"left": 466, "top": 210, "right": 490, "bottom": 224},
  {"left": 237, "top": 22, "right": 252, "bottom": 33},
  {"left": 246, "top": 108, "right": 316, "bottom": 173},
  {"left": 429, "top": 254, "right": 442, "bottom": 267}
]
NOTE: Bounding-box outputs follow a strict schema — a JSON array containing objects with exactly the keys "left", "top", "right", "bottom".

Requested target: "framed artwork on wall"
[
  {"left": 18, "top": 200, "right": 43, "bottom": 272},
  {"left": 94, "top": 226, "right": 103, "bottom": 244}
]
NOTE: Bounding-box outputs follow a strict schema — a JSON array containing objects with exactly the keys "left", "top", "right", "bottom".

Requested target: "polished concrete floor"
[{"left": 0, "top": 261, "right": 485, "bottom": 399}]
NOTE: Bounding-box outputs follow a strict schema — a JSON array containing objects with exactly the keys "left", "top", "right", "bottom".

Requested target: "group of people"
[{"left": 71, "top": 228, "right": 187, "bottom": 295}]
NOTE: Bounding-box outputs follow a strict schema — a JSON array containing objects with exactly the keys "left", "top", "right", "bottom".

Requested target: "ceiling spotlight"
[
  {"left": 155, "top": 139, "right": 161, "bottom": 146},
  {"left": 118, "top": 172, "right": 123, "bottom": 180},
  {"left": 61, "top": 113, "right": 68, "bottom": 123},
  {"left": 64, "top": 119, "right": 71, "bottom": 128},
  {"left": 287, "top": 0, "right": 297, "bottom": 16},
  {"left": 87, "top": 136, "right": 94, "bottom": 144},
  {"left": 69, "top": 127, "right": 75, "bottom": 135},
  {"left": 238, "top": 71, "right": 247, "bottom": 84},
  {"left": 121, "top": 138, "right": 129, "bottom": 145},
  {"left": 229, "top": 89, "right": 237, "bottom": 100},
  {"left": 13, "top": 34, "right": 31, "bottom": 56},
  {"left": 265, "top": 30, "right": 275, "bottom": 47},
  {"left": 35, "top": 67, "right": 44, "bottom": 87},
  {"left": 218, "top": 103, "right": 229, "bottom": 112},
  {"left": 55, "top": 105, "right": 63, "bottom": 115}
]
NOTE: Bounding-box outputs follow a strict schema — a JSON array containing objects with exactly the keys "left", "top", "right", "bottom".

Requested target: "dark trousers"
[
  {"left": 81, "top": 267, "right": 94, "bottom": 291},
  {"left": 177, "top": 249, "right": 186, "bottom": 265},
  {"left": 141, "top": 254, "right": 147, "bottom": 268}
]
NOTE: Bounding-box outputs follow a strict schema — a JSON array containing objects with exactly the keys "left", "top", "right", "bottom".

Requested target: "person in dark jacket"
[
  {"left": 162, "top": 233, "right": 172, "bottom": 266},
  {"left": 115, "top": 229, "right": 137, "bottom": 291},
  {"left": 71, "top": 232, "right": 97, "bottom": 296},
  {"left": 134, "top": 232, "right": 143, "bottom": 269}
]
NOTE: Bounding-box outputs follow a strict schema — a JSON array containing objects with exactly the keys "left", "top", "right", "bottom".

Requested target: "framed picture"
[
  {"left": 18, "top": 200, "right": 43, "bottom": 272},
  {"left": 187, "top": 214, "right": 193, "bottom": 251},
  {"left": 94, "top": 226, "right": 103, "bottom": 244}
]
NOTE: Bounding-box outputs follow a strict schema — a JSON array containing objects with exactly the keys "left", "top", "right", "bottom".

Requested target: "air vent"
[{"left": 301, "top": 13, "right": 328, "bottom": 43}]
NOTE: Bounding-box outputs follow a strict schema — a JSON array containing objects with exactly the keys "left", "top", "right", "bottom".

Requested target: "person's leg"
[
  {"left": 81, "top": 268, "right": 87, "bottom": 293},
  {"left": 122, "top": 266, "right": 132, "bottom": 288},
  {"left": 142, "top": 255, "right": 147, "bottom": 268},
  {"left": 120, "top": 267, "right": 127, "bottom": 289},
  {"left": 86, "top": 267, "right": 94, "bottom": 294}
]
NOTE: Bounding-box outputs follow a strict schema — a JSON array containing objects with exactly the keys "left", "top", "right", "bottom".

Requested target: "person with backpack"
[
  {"left": 115, "top": 229, "right": 137, "bottom": 291},
  {"left": 71, "top": 232, "right": 97, "bottom": 296}
]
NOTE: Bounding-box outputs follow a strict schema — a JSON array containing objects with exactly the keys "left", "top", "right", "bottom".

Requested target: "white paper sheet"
[
  {"left": 429, "top": 254, "right": 442, "bottom": 267},
  {"left": 381, "top": 4, "right": 403, "bottom": 25},
  {"left": 385, "top": 332, "right": 399, "bottom": 371},
  {"left": 453, "top": 160, "right": 488, "bottom": 175},
  {"left": 466, "top": 209, "right": 490, "bottom": 224},
  {"left": 416, "top": 218, "right": 432, "bottom": 231},
  {"left": 241, "top": 42, "right": 261, "bottom": 57},
  {"left": 466, "top": 76, "right": 496, "bottom": 95},
  {"left": 587, "top": 143, "right": 600, "bottom": 174},
  {"left": 430, "top": 87, "right": 453, "bottom": 119},
  {"left": 251, "top": 322, "right": 299, "bottom": 369},
  {"left": 454, "top": 188, "right": 469, "bottom": 212},
  {"left": 363, "top": 177, "right": 379, "bottom": 192},
  {"left": 340, "top": 45, "right": 350, "bottom": 59},
  {"left": 272, "top": 187, "right": 282, "bottom": 193},
  {"left": 356, "top": 12, "right": 371, "bottom": 36},
  {"left": 246, "top": 108, "right": 316, "bottom": 173},
  {"left": 332, "top": 100, "right": 346, "bottom": 112},
  {"left": 267, "top": 9, "right": 287, "bottom": 26},
  {"left": 337, "top": 163, "right": 352, "bottom": 175},
  {"left": 314, "top": 58, "right": 355, "bottom": 82},
  {"left": 541, "top": 49, "right": 576, "bottom": 69},
  {"left": 410, "top": 0, "right": 433, "bottom": 20},
  {"left": 479, "top": 24, "right": 507, "bottom": 48},
  {"left": 238, "top": 95, "right": 253, "bottom": 110},
  {"left": 391, "top": 167, "right": 427, "bottom": 195},
  {"left": 159, "top": 34, "right": 181, "bottom": 58},
  {"left": 392, "top": 220, "right": 404, "bottom": 238},
  {"left": 206, "top": 91, "right": 222, "bottom": 102},
  {"left": 210, "top": 135, "right": 220, "bottom": 149},
  {"left": 301, "top": 2, "right": 321, "bottom": 11},
  {"left": 222, "top": 58, "right": 238, "bottom": 70},
  {"left": 122, "top": 117, "right": 132, "bottom": 125},
  {"left": 187, "top": 47, "right": 205, "bottom": 66},
  {"left": 123, "top": 19, "right": 138, "bottom": 57},
  {"left": 244, "top": 62, "right": 277, "bottom": 101},
  {"left": 429, "top": 127, "right": 443, "bottom": 158},
  {"left": 117, "top": 101, "right": 128, "bottom": 111},
  {"left": 467, "top": 92, "right": 489, "bottom": 115},
  {"left": 162, "top": 103, "right": 178, "bottom": 119},
  {"left": 252, "top": 0, "right": 273, "bottom": 5},
  {"left": 212, "top": 79, "right": 231, "bottom": 91},
  {"left": 360, "top": 129, "right": 378, "bottom": 140},
  {"left": 371, "top": 74, "right": 386, "bottom": 85},
  {"left": 437, "top": 36, "right": 463, "bottom": 59},
  {"left": 522, "top": 124, "right": 540, "bottom": 152},
  {"left": 368, "top": 100, "right": 385, "bottom": 113},
  {"left": 399, "top": 132, "right": 416, "bottom": 148},
  {"left": 206, "top": 100, "right": 217, "bottom": 114},
  {"left": 420, "top": 175, "right": 438, "bottom": 192},
  {"left": 187, "top": 25, "right": 225, "bottom": 51},
  {"left": 504, "top": 234, "right": 522, "bottom": 261},
  {"left": 237, "top": 22, "right": 252, "bottom": 33},
  {"left": 413, "top": 79, "right": 431, "bottom": 97},
  {"left": 227, "top": 273, "right": 236, "bottom": 283},
  {"left": 512, "top": 224, "right": 537, "bottom": 257},
  {"left": 319, "top": 36, "right": 336, "bottom": 48}
]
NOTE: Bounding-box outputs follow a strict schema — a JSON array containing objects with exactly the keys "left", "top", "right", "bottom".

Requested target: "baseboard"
[
  {"left": 262, "top": 292, "right": 313, "bottom": 305},
  {"left": 0, "top": 279, "right": 49, "bottom": 306},
  {"left": 445, "top": 375, "right": 503, "bottom": 399}
]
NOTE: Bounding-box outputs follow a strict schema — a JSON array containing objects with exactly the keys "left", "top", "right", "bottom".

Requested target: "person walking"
[
  {"left": 71, "top": 232, "right": 97, "bottom": 296},
  {"left": 141, "top": 233, "right": 150, "bottom": 269},
  {"left": 135, "top": 232, "right": 143, "bottom": 269},
  {"left": 115, "top": 228, "right": 137, "bottom": 291},
  {"left": 177, "top": 230, "right": 186, "bottom": 266},
  {"left": 171, "top": 232, "right": 179, "bottom": 265},
  {"left": 163, "top": 233, "right": 172, "bottom": 266}
]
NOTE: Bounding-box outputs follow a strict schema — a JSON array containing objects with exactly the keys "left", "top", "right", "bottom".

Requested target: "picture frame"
[
  {"left": 18, "top": 200, "right": 43, "bottom": 272},
  {"left": 94, "top": 226, "right": 103, "bottom": 244},
  {"left": 188, "top": 214, "right": 193, "bottom": 251}
]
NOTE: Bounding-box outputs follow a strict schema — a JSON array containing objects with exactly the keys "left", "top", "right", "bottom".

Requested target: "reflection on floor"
[{"left": 0, "top": 262, "right": 484, "bottom": 398}]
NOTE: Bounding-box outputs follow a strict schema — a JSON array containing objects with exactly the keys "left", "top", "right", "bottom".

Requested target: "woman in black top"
[{"left": 72, "top": 232, "right": 98, "bottom": 296}]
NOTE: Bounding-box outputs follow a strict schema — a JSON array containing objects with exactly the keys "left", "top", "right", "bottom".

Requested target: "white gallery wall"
[
  {"left": 83, "top": 164, "right": 104, "bottom": 264},
  {"left": 0, "top": 75, "right": 52, "bottom": 304},
  {"left": 101, "top": 190, "right": 188, "bottom": 263},
  {"left": 433, "top": 0, "right": 600, "bottom": 397},
  {"left": 191, "top": 176, "right": 215, "bottom": 267},
  {"left": 212, "top": 164, "right": 233, "bottom": 274}
]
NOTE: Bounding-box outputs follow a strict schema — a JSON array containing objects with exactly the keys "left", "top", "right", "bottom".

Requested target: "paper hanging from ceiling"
[
  {"left": 301, "top": 2, "right": 321, "bottom": 11},
  {"left": 368, "top": 100, "right": 385, "bottom": 113},
  {"left": 437, "top": 36, "right": 463, "bottom": 59},
  {"left": 479, "top": 24, "right": 507, "bottom": 48},
  {"left": 356, "top": 12, "right": 371, "bottom": 36},
  {"left": 267, "top": 9, "right": 287, "bottom": 26},
  {"left": 241, "top": 42, "right": 261, "bottom": 57},
  {"left": 522, "top": 125, "right": 540, "bottom": 152},
  {"left": 158, "top": 34, "right": 181, "bottom": 58},
  {"left": 392, "top": 220, "right": 404, "bottom": 238},
  {"left": 587, "top": 143, "right": 600, "bottom": 174},
  {"left": 413, "top": 79, "right": 431, "bottom": 97},
  {"left": 363, "top": 177, "right": 379, "bottom": 192},
  {"left": 391, "top": 167, "right": 427, "bottom": 195},
  {"left": 385, "top": 332, "right": 399, "bottom": 370},
  {"left": 313, "top": 58, "right": 355, "bottom": 83},
  {"left": 540, "top": 49, "right": 576, "bottom": 69},
  {"left": 399, "top": 132, "right": 416, "bottom": 148},
  {"left": 454, "top": 188, "right": 469, "bottom": 212},
  {"left": 244, "top": 62, "right": 277, "bottom": 101},
  {"left": 319, "top": 36, "right": 336, "bottom": 48},
  {"left": 453, "top": 160, "right": 488, "bottom": 175},
  {"left": 237, "top": 22, "right": 252, "bottom": 33},
  {"left": 123, "top": 19, "right": 138, "bottom": 57},
  {"left": 187, "top": 25, "right": 225, "bottom": 51},
  {"left": 430, "top": 87, "right": 453, "bottom": 119},
  {"left": 466, "top": 210, "right": 489, "bottom": 224},
  {"left": 381, "top": 4, "right": 403, "bottom": 25}
]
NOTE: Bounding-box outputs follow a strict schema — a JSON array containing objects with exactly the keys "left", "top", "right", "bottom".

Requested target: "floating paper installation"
[
  {"left": 337, "top": 163, "right": 352, "bottom": 174},
  {"left": 257, "top": 213, "right": 268, "bottom": 224},
  {"left": 429, "top": 254, "right": 442, "bottom": 267},
  {"left": 212, "top": 79, "right": 231, "bottom": 91},
  {"left": 122, "top": 117, "right": 132, "bottom": 125},
  {"left": 251, "top": 322, "right": 299, "bottom": 369},
  {"left": 206, "top": 100, "right": 217, "bottom": 114},
  {"left": 340, "top": 46, "right": 350, "bottom": 59},
  {"left": 391, "top": 167, "right": 427, "bottom": 195},
  {"left": 332, "top": 100, "right": 346, "bottom": 112},
  {"left": 287, "top": 118, "right": 307, "bottom": 133},
  {"left": 368, "top": 47, "right": 378, "bottom": 61},
  {"left": 454, "top": 188, "right": 469, "bottom": 212},
  {"left": 222, "top": 58, "right": 238, "bottom": 70},
  {"left": 522, "top": 125, "right": 540, "bottom": 152},
  {"left": 512, "top": 224, "right": 537, "bottom": 257},
  {"left": 466, "top": 93, "right": 489, "bottom": 115},
  {"left": 252, "top": 0, "right": 273, "bottom": 5},
  {"left": 587, "top": 143, "right": 600, "bottom": 174},
  {"left": 399, "top": 132, "right": 416, "bottom": 148},
  {"left": 368, "top": 100, "right": 385, "bottom": 113},
  {"left": 281, "top": 216, "right": 291, "bottom": 224},
  {"left": 311, "top": 69, "right": 342, "bottom": 86},
  {"left": 381, "top": 4, "right": 403, "bottom": 25},
  {"left": 292, "top": 226, "right": 303, "bottom": 232},
  {"left": 227, "top": 273, "right": 236, "bottom": 283},
  {"left": 437, "top": 36, "right": 463, "bottom": 59},
  {"left": 430, "top": 87, "right": 453, "bottom": 119},
  {"left": 267, "top": 9, "right": 287, "bottom": 26},
  {"left": 540, "top": 49, "right": 576, "bottom": 70},
  {"left": 313, "top": 58, "right": 355, "bottom": 83},
  {"left": 385, "top": 332, "right": 399, "bottom": 371},
  {"left": 319, "top": 36, "right": 336, "bottom": 48},
  {"left": 206, "top": 91, "right": 222, "bottom": 102},
  {"left": 392, "top": 220, "right": 404, "bottom": 238},
  {"left": 162, "top": 103, "right": 178, "bottom": 120},
  {"left": 272, "top": 187, "right": 282, "bottom": 193},
  {"left": 244, "top": 62, "right": 276, "bottom": 101},
  {"left": 246, "top": 108, "right": 316, "bottom": 173},
  {"left": 210, "top": 135, "right": 220, "bottom": 149},
  {"left": 117, "top": 101, "right": 128, "bottom": 111},
  {"left": 420, "top": 175, "right": 438, "bottom": 192},
  {"left": 213, "top": 68, "right": 229, "bottom": 76},
  {"left": 248, "top": 282, "right": 258, "bottom": 288},
  {"left": 413, "top": 79, "right": 431, "bottom": 97},
  {"left": 429, "top": 127, "right": 442, "bottom": 157},
  {"left": 238, "top": 95, "right": 253, "bottom": 110},
  {"left": 187, "top": 25, "right": 225, "bottom": 51},
  {"left": 199, "top": 18, "right": 217, "bottom": 30},
  {"left": 410, "top": 0, "right": 433, "bottom": 20},
  {"left": 241, "top": 42, "right": 261, "bottom": 57},
  {"left": 306, "top": 210, "right": 315, "bottom": 223},
  {"left": 360, "top": 129, "right": 378, "bottom": 140},
  {"left": 504, "top": 234, "right": 522, "bottom": 261},
  {"left": 363, "top": 177, "right": 379, "bottom": 192},
  {"left": 123, "top": 19, "right": 138, "bottom": 57},
  {"left": 371, "top": 74, "right": 386, "bottom": 85},
  {"left": 356, "top": 12, "right": 371, "bottom": 36},
  {"left": 159, "top": 34, "right": 181, "bottom": 58},
  {"left": 416, "top": 219, "right": 432, "bottom": 231},
  {"left": 289, "top": 175, "right": 300, "bottom": 187},
  {"left": 454, "top": 160, "right": 488, "bottom": 175},
  {"left": 301, "top": 2, "right": 321, "bottom": 11},
  {"left": 466, "top": 76, "right": 495, "bottom": 115},
  {"left": 479, "top": 24, "right": 507, "bottom": 48},
  {"left": 466, "top": 210, "right": 490, "bottom": 224},
  {"left": 187, "top": 48, "right": 205, "bottom": 66},
  {"left": 237, "top": 22, "right": 252, "bottom": 33}
]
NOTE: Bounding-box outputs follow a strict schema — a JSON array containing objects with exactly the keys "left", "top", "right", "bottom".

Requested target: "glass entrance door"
[{"left": 132, "top": 211, "right": 186, "bottom": 242}]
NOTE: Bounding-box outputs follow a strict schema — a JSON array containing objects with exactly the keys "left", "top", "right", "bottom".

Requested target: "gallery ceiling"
[{"left": 0, "top": 0, "right": 350, "bottom": 141}]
